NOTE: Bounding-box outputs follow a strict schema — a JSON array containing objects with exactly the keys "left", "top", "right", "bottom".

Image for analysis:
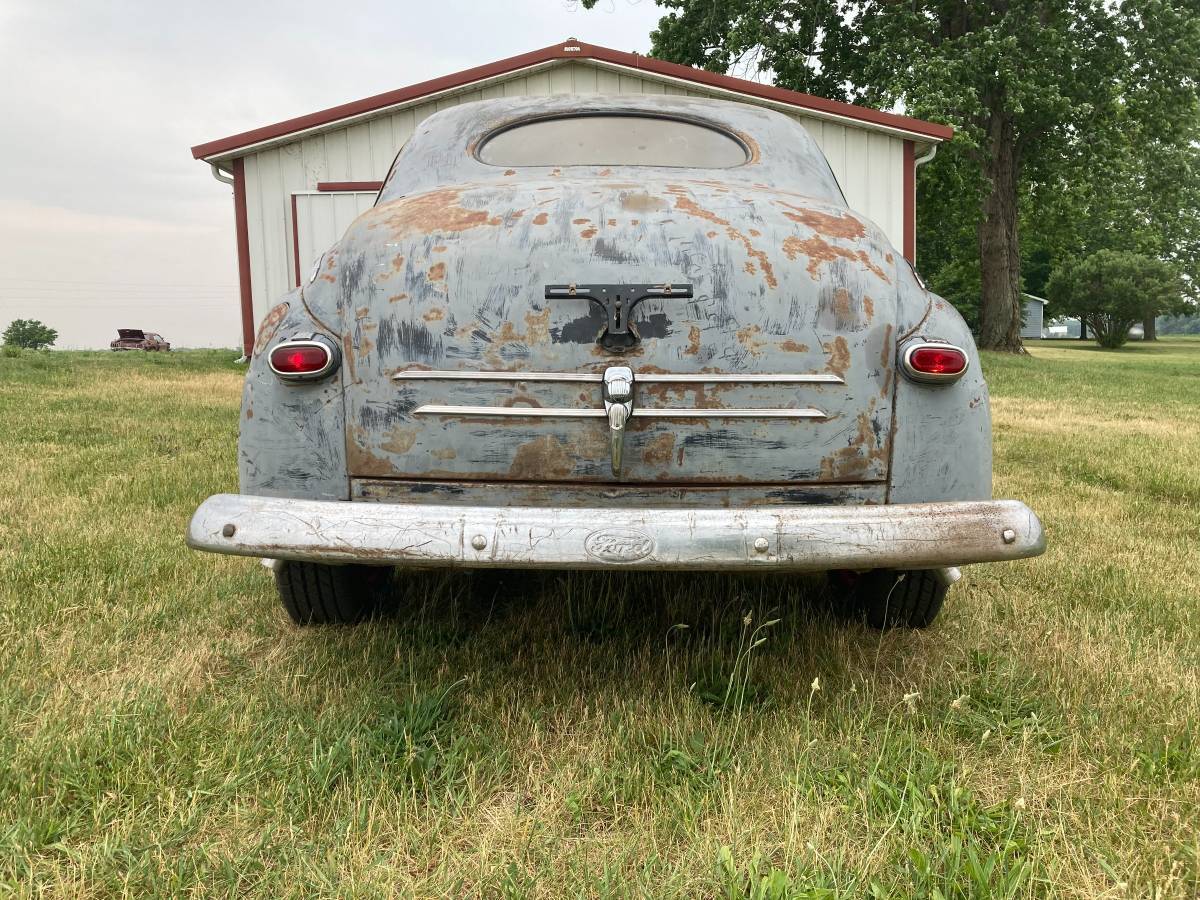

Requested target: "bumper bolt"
[
  {"left": 1001, "top": 528, "right": 1016, "bottom": 544},
  {"left": 753, "top": 537, "right": 769, "bottom": 553},
  {"left": 471, "top": 534, "right": 487, "bottom": 551},
  {"left": 222, "top": 524, "right": 236, "bottom": 538}
]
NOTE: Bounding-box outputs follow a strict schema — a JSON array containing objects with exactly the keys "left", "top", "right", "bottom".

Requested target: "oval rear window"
[{"left": 478, "top": 114, "right": 748, "bottom": 168}]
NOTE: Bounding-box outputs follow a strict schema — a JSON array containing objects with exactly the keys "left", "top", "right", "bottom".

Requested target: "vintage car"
[
  {"left": 187, "top": 96, "right": 1045, "bottom": 628},
  {"left": 110, "top": 329, "right": 170, "bottom": 351}
]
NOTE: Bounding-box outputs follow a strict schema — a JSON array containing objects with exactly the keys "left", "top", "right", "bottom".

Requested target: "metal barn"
[{"left": 191, "top": 39, "right": 953, "bottom": 356}]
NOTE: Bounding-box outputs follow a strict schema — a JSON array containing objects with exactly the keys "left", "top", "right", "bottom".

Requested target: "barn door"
[{"left": 291, "top": 191, "right": 378, "bottom": 286}]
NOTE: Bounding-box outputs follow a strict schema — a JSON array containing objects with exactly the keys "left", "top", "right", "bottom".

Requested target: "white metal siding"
[
  {"left": 1021, "top": 300, "right": 1045, "bottom": 339},
  {"left": 240, "top": 59, "right": 911, "bottom": 326},
  {"left": 293, "top": 192, "right": 379, "bottom": 284}
]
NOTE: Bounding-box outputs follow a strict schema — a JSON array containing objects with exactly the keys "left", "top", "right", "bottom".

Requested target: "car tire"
[
  {"left": 836, "top": 569, "right": 949, "bottom": 629},
  {"left": 274, "top": 560, "right": 394, "bottom": 625}
]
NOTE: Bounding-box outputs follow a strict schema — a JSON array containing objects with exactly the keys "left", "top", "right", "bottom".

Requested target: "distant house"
[{"left": 1021, "top": 293, "right": 1048, "bottom": 339}]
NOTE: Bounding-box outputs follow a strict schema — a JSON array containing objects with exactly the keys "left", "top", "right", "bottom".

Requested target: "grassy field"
[{"left": 0, "top": 340, "right": 1197, "bottom": 898}]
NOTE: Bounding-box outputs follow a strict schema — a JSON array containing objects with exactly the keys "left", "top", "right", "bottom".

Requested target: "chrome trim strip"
[
  {"left": 393, "top": 370, "right": 843, "bottom": 385},
  {"left": 395, "top": 370, "right": 602, "bottom": 383},
  {"left": 413, "top": 405, "right": 826, "bottom": 419},
  {"left": 639, "top": 373, "right": 843, "bottom": 384},
  {"left": 634, "top": 408, "right": 826, "bottom": 419},
  {"left": 414, "top": 405, "right": 606, "bottom": 417}
]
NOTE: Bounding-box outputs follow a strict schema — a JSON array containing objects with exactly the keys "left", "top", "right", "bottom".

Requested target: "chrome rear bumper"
[{"left": 187, "top": 494, "right": 1045, "bottom": 571}]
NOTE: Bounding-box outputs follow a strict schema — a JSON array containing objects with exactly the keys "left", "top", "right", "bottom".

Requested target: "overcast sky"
[{"left": 0, "top": 0, "right": 664, "bottom": 349}]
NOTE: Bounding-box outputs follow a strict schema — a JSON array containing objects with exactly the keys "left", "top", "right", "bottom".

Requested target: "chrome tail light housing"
[
  {"left": 267, "top": 334, "right": 340, "bottom": 382},
  {"left": 900, "top": 340, "right": 969, "bottom": 384}
]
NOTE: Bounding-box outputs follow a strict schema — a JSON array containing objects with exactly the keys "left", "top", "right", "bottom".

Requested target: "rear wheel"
[
  {"left": 274, "top": 560, "right": 394, "bottom": 625},
  {"left": 832, "top": 569, "right": 949, "bottom": 629}
]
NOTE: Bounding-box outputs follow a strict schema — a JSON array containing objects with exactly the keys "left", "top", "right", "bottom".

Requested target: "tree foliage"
[
  {"left": 1045, "top": 251, "right": 1183, "bottom": 348},
  {"left": 2, "top": 319, "right": 57, "bottom": 350},
  {"left": 583, "top": 0, "right": 1200, "bottom": 351}
]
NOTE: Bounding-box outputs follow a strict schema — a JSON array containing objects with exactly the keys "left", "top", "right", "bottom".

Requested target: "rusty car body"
[
  {"left": 187, "top": 96, "right": 1045, "bottom": 627},
  {"left": 110, "top": 328, "right": 170, "bottom": 351}
]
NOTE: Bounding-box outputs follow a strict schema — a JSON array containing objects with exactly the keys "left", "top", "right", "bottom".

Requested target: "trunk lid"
[{"left": 336, "top": 177, "right": 898, "bottom": 485}]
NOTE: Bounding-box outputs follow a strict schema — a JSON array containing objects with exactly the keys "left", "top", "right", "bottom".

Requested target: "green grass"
[{"left": 0, "top": 340, "right": 1197, "bottom": 898}]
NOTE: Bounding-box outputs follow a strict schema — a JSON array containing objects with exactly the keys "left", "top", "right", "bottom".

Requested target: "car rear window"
[{"left": 478, "top": 114, "right": 748, "bottom": 168}]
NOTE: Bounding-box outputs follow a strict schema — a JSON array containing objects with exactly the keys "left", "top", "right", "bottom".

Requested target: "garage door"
[{"left": 291, "top": 191, "right": 378, "bottom": 286}]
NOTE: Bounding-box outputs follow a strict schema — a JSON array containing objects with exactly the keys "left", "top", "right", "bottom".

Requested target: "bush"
[
  {"left": 1046, "top": 251, "right": 1182, "bottom": 349},
  {"left": 3, "top": 319, "right": 57, "bottom": 350}
]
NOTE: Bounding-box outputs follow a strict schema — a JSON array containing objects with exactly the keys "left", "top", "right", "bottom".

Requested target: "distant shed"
[
  {"left": 1021, "top": 293, "right": 1049, "bottom": 339},
  {"left": 191, "top": 39, "right": 953, "bottom": 356}
]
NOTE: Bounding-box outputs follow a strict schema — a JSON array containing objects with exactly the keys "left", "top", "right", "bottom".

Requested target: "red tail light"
[
  {"left": 268, "top": 336, "right": 338, "bottom": 381},
  {"left": 901, "top": 342, "right": 969, "bottom": 383}
]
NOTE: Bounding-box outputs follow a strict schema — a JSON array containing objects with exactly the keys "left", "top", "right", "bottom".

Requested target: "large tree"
[
  {"left": 585, "top": 0, "right": 1200, "bottom": 352},
  {"left": 1046, "top": 250, "right": 1183, "bottom": 348}
]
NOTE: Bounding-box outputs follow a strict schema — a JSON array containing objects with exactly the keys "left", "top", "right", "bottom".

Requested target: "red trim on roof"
[
  {"left": 191, "top": 40, "right": 953, "bottom": 160},
  {"left": 316, "top": 181, "right": 384, "bottom": 192}
]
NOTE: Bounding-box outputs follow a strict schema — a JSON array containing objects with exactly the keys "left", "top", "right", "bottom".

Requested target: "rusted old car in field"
[
  {"left": 188, "top": 96, "right": 1045, "bottom": 627},
  {"left": 110, "top": 329, "right": 170, "bottom": 351}
]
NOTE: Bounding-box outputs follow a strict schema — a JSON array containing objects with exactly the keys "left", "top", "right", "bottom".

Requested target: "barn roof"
[{"left": 191, "top": 39, "right": 954, "bottom": 162}]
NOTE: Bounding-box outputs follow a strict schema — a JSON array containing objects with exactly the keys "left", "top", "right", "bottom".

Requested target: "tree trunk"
[
  {"left": 977, "top": 112, "right": 1025, "bottom": 353},
  {"left": 1143, "top": 313, "right": 1157, "bottom": 341}
]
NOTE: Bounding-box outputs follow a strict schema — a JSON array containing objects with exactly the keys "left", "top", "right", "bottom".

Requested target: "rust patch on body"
[
  {"left": 431, "top": 447, "right": 457, "bottom": 460},
  {"left": 503, "top": 169, "right": 516, "bottom": 176},
  {"left": 573, "top": 218, "right": 591, "bottom": 225},
  {"left": 619, "top": 191, "right": 666, "bottom": 213},
  {"left": 532, "top": 212, "right": 549, "bottom": 225},
  {"left": 777, "top": 203, "right": 866, "bottom": 240},
  {"left": 736, "top": 324, "right": 766, "bottom": 357},
  {"left": 524, "top": 307, "right": 551, "bottom": 344},
  {"left": 642, "top": 433, "right": 676, "bottom": 465},
  {"left": 380, "top": 427, "right": 418, "bottom": 455},
  {"left": 686, "top": 325, "right": 701, "bottom": 356},
  {"left": 670, "top": 190, "right": 778, "bottom": 289},
  {"left": 780, "top": 339, "right": 809, "bottom": 353},
  {"left": 253, "top": 301, "right": 290, "bottom": 354},
  {"left": 388, "top": 293, "right": 409, "bottom": 303},
  {"left": 509, "top": 435, "right": 573, "bottom": 479},
  {"left": 428, "top": 262, "right": 446, "bottom": 282},
  {"left": 423, "top": 308, "right": 445, "bottom": 321},
  {"left": 820, "top": 405, "right": 888, "bottom": 481},
  {"left": 373, "top": 189, "right": 494, "bottom": 237},
  {"left": 823, "top": 336, "right": 850, "bottom": 378},
  {"left": 782, "top": 235, "right": 890, "bottom": 283}
]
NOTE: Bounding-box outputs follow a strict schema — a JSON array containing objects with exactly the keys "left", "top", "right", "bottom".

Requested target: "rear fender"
[
  {"left": 239, "top": 288, "right": 349, "bottom": 500},
  {"left": 888, "top": 265, "right": 991, "bottom": 503}
]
